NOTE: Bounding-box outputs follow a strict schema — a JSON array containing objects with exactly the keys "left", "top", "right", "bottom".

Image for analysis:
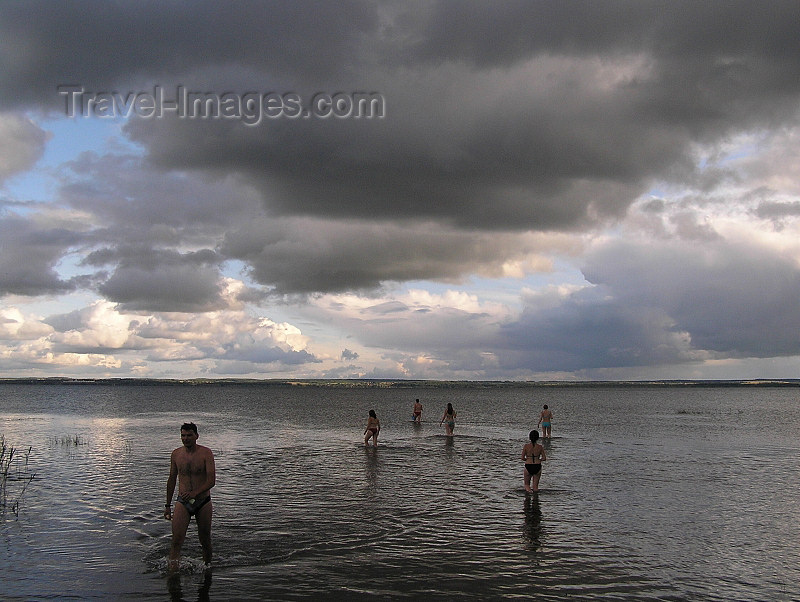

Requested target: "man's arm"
[{"left": 204, "top": 450, "right": 217, "bottom": 491}]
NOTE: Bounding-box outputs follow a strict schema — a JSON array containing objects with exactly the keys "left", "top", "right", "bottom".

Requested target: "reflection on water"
[
  {"left": 522, "top": 494, "right": 543, "bottom": 554},
  {"left": 168, "top": 570, "right": 212, "bottom": 602},
  {"left": 363, "top": 446, "right": 379, "bottom": 490},
  {"left": 1, "top": 383, "right": 799, "bottom": 600}
]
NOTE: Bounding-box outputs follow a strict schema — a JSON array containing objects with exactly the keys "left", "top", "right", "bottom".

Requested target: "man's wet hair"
[{"left": 181, "top": 422, "right": 198, "bottom": 435}]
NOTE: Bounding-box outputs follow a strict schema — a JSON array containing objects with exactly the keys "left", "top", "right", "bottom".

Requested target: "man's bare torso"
[{"left": 173, "top": 444, "right": 213, "bottom": 499}]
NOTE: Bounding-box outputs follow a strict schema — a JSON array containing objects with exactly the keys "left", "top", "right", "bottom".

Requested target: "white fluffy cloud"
[
  {"left": 1, "top": 281, "right": 321, "bottom": 376},
  {"left": 0, "top": 307, "right": 54, "bottom": 340}
]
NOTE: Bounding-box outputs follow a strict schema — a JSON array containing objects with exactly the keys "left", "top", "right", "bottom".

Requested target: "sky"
[{"left": 2, "top": 1, "right": 800, "bottom": 381}]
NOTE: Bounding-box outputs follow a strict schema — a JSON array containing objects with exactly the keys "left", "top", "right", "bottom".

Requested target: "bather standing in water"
[
  {"left": 440, "top": 403, "right": 457, "bottom": 435},
  {"left": 364, "top": 409, "right": 381, "bottom": 446},
  {"left": 521, "top": 430, "right": 546, "bottom": 493},
  {"left": 537, "top": 404, "right": 553, "bottom": 439},
  {"left": 165, "top": 422, "right": 216, "bottom": 571},
  {"left": 412, "top": 398, "right": 423, "bottom": 423}
]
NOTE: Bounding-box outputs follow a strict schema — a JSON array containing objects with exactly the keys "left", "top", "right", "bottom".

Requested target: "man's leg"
[
  {"left": 196, "top": 500, "right": 213, "bottom": 565},
  {"left": 169, "top": 502, "right": 190, "bottom": 571}
]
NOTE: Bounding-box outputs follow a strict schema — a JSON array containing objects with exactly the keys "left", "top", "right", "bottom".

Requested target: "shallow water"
[{"left": 1, "top": 383, "right": 799, "bottom": 600}]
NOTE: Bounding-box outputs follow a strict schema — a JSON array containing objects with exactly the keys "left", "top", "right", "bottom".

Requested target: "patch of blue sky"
[
  {"left": 220, "top": 258, "right": 250, "bottom": 281},
  {"left": 1, "top": 176, "right": 53, "bottom": 207},
  {"left": 642, "top": 185, "right": 668, "bottom": 199},
  {"left": 17, "top": 290, "right": 96, "bottom": 322},
  {"left": 54, "top": 247, "right": 93, "bottom": 280},
  {"left": 39, "top": 115, "right": 144, "bottom": 166},
  {"left": 4, "top": 115, "right": 141, "bottom": 207},
  {"left": 713, "top": 142, "right": 759, "bottom": 166}
]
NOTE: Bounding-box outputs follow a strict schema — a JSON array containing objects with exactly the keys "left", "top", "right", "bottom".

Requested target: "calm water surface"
[{"left": 1, "top": 383, "right": 799, "bottom": 600}]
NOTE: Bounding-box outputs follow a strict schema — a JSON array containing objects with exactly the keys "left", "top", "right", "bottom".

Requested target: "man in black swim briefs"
[
  {"left": 177, "top": 493, "right": 211, "bottom": 516},
  {"left": 165, "top": 422, "right": 216, "bottom": 571}
]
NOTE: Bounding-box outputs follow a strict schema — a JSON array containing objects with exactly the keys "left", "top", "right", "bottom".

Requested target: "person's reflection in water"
[
  {"left": 167, "top": 571, "right": 181, "bottom": 601},
  {"left": 364, "top": 446, "right": 379, "bottom": 489},
  {"left": 522, "top": 495, "right": 543, "bottom": 553},
  {"left": 441, "top": 429, "right": 457, "bottom": 461},
  {"left": 197, "top": 570, "right": 212, "bottom": 602},
  {"left": 167, "top": 568, "right": 212, "bottom": 602}
]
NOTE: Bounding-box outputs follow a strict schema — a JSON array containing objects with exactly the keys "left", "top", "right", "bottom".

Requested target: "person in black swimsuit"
[
  {"left": 364, "top": 410, "right": 381, "bottom": 446},
  {"left": 521, "top": 430, "right": 546, "bottom": 493},
  {"left": 165, "top": 422, "right": 216, "bottom": 571},
  {"left": 177, "top": 494, "right": 211, "bottom": 516}
]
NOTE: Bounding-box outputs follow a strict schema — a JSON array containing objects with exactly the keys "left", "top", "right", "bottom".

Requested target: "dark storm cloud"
[
  {"left": 94, "top": 249, "right": 226, "bottom": 313},
  {"left": 115, "top": 0, "right": 800, "bottom": 235},
  {"left": 59, "top": 151, "right": 259, "bottom": 239},
  {"left": 413, "top": 1, "right": 800, "bottom": 77},
  {"left": 4, "top": 1, "right": 799, "bottom": 238},
  {"left": 0, "top": 0, "right": 377, "bottom": 110},
  {"left": 492, "top": 237, "right": 800, "bottom": 373},
  {"left": 0, "top": 216, "right": 82, "bottom": 296},
  {"left": 582, "top": 239, "right": 800, "bottom": 357},
  {"left": 44, "top": 151, "right": 267, "bottom": 310},
  {"left": 98, "top": 263, "right": 225, "bottom": 313},
  {"left": 479, "top": 240, "right": 792, "bottom": 373},
  {"left": 499, "top": 287, "right": 691, "bottom": 372},
  {"left": 220, "top": 217, "right": 552, "bottom": 293}
]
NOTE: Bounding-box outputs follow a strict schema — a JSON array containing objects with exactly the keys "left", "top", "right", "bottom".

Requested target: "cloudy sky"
[{"left": 2, "top": 1, "right": 800, "bottom": 380}]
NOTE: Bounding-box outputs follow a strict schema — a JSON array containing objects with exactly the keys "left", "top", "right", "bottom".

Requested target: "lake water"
[{"left": 1, "top": 382, "right": 799, "bottom": 600}]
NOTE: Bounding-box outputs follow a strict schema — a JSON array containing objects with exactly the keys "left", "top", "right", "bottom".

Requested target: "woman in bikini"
[
  {"left": 538, "top": 404, "right": 553, "bottom": 439},
  {"left": 412, "top": 399, "right": 423, "bottom": 423},
  {"left": 440, "top": 403, "right": 457, "bottom": 436},
  {"left": 364, "top": 409, "right": 380, "bottom": 446},
  {"left": 521, "top": 430, "right": 547, "bottom": 493}
]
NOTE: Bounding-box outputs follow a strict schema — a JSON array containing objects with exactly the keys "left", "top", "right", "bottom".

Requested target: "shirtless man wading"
[{"left": 164, "top": 422, "right": 216, "bottom": 571}]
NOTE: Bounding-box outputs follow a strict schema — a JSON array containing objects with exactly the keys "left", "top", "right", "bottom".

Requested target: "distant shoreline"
[{"left": 1, "top": 377, "right": 799, "bottom": 388}]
